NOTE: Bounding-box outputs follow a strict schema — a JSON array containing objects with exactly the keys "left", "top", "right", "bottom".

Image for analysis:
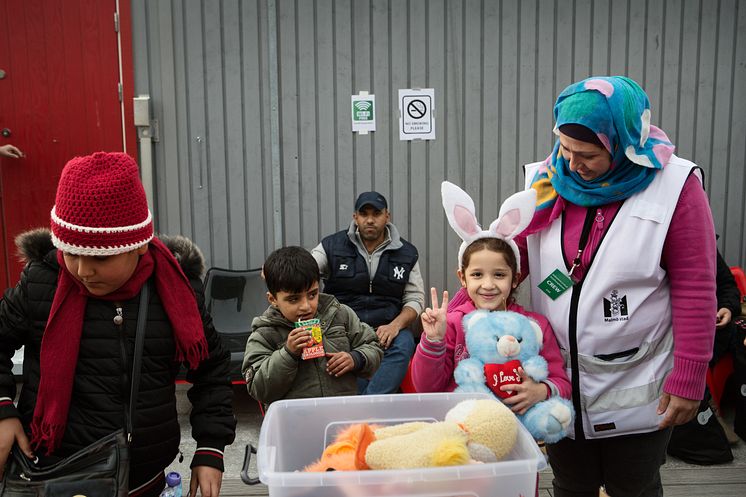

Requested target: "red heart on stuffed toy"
[{"left": 483, "top": 360, "right": 522, "bottom": 398}]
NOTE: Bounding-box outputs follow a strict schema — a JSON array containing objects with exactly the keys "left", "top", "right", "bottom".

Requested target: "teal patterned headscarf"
[{"left": 527, "top": 76, "right": 675, "bottom": 232}]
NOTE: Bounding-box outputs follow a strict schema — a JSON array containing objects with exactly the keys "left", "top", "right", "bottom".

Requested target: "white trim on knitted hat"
[
  {"left": 51, "top": 232, "right": 154, "bottom": 256},
  {"left": 51, "top": 206, "right": 153, "bottom": 233}
]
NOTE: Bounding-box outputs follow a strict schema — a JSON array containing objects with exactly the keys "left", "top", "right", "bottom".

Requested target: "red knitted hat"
[{"left": 51, "top": 152, "right": 154, "bottom": 256}]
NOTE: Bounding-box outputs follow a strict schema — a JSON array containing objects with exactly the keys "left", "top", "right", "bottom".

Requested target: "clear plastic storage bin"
[{"left": 255, "top": 392, "right": 546, "bottom": 497}]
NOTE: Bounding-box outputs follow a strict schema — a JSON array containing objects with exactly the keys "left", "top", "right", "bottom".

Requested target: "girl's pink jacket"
[{"left": 410, "top": 299, "right": 571, "bottom": 398}]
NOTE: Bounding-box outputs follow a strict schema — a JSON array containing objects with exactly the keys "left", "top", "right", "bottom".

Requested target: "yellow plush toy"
[
  {"left": 304, "top": 398, "right": 518, "bottom": 472},
  {"left": 365, "top": 398, "right": 518, "bottom": 470}
]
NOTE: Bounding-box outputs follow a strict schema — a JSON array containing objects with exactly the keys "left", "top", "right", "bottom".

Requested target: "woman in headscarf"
[
  {"left": 447, "top": 76, "right": 716, "bottom": 496},
  {"left": 528, "top": 76, "right": 717, "bottom": 496}
]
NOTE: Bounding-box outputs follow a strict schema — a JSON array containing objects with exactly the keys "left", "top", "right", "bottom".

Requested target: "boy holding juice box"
[{"left": 242, "top": 246, "right": 383, "bottom": 405}]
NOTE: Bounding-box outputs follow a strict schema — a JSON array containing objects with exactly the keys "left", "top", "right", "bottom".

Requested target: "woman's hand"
[
  {"left": 421, "top": 287, "right": 448, "bottom": 342},
  {"left": 657, "top": 393, "right": 699, "bottom": 428},
  {"left": 500, "top": 367, "right": 548, "bottom": 415},
  {"left": 0, "top": 417, "right": 33, "bottom": 479}
]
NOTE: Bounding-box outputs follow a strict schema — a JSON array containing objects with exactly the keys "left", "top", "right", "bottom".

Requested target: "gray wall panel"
[
  {"left": 241, "top": 0, "right": 271, "bottom": 264},
  {"left": 132, "top": 0, "right": 746, "bottom": 296},
  {"left": 517, "top": 0, "right": 538, "bottom": 168},
  {"left": 333, "top": 0, "right": 355, "bottom": 230},
  {"left": 352, "top": 0, "right": 372, "bottom": 196},
  {"left": 222, "top": 0, "right": 247, "bottom": 267},
  {"left": 536, "top": 4, "right": 557, "bottom": 163},
  {"left": 204, "top": 2, "right": 229, "bottom": 263},
  {"left": 133, "top": 0, "right": 270, "bottom": 269},
  {"left": 627, "top": 0, "right": 646, "bottom": 85},
  {"left": 693, "top": 0, "right": 717, "bottom": 178},
  {"left": 370, "top": 0, "right": 392, "bottom": 204},
  {"left": 725, "top": 1, "right": 746, "bottom": 259},
  {"left": 297, "top": 0, "right": 320, "bottom": 247},
  {"left": 277, "top": 0, "right": 299, "bottom": 245},
  {"left": 388, "top": 0, "right": 410, "bottom": 234},
  {"left": 427, "top": 0, "right": 449, "bottom": 289},
  {"left": 644, "top": 0, "right": 665, "bottom": 119},
  {"left": 408, "top": 0, "right": 430, "bottom": 264},
  {"left": 316, "top": 0, "right": 339, "bottom": 239},
  {"left": 183, "top": 0, "right": 208, "bottom": 247},
  {"left": 713, "top": 0, "right": 739, "bottom": 247}
]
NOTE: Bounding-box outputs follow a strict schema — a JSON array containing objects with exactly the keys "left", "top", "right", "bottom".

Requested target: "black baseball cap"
[{"left": 354, "top": 191, "right": 388, "bottom": 212}]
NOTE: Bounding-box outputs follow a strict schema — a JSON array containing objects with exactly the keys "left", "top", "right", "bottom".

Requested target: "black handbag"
[
  {"left": 667, "top": 387, "right": 734, "bottom": 465},
  {"left": 0, "top": 282, "right": 150, "bottom": 497}
]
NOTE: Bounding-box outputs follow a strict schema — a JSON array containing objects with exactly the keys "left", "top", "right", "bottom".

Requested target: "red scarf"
[{"left": 30, "top": 238, "right": 208, "bottom": 454}]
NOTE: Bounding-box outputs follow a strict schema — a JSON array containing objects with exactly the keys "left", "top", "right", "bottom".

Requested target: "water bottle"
[{"left": 159, "top": 472, "right": 182, "bottom": 497}]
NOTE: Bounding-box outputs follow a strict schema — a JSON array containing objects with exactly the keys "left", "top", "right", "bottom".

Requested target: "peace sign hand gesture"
[{"left": 421, "top": 287, "right": 449, "bottom": 342}]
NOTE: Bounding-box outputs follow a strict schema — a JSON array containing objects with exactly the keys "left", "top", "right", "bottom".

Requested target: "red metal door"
[{"left": 0, "top": 0, "right": 135, "bottom": 290}]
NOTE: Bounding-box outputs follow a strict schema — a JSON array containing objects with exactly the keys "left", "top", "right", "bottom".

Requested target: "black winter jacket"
[
  {"left": 0, "top": 230, "right": 236, "bottom": 489},
  {"left": 716, "top": 249, "right": 741, "bottom": 318}
]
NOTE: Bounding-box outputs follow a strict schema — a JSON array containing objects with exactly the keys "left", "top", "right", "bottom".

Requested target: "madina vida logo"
[{"left": 603, "top": 289, "right": 629, "bottom": 322}]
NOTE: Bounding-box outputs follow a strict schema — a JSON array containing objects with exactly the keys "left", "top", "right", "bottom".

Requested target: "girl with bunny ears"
[{"left": 410, "top": 182, "right": 571, "bottom": 413}]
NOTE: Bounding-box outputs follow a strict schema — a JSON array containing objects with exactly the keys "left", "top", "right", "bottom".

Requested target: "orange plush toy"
[{"left": 303, "top": 423, "right": 378, "bottom": 472}]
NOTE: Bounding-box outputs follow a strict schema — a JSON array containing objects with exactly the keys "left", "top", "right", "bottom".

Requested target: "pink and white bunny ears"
[{"left": 441, "top": 181, "right": 537, "bottom": 272}]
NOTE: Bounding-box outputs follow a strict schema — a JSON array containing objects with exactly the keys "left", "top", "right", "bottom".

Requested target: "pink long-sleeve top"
[
  {"left": 511, "top": 174, "right": 716, "bottom": 400},
  {"left": 410, "top": 299, "right": 572, "bottom": 398}
]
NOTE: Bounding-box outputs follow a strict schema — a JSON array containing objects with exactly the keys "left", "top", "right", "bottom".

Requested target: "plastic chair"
[
  {"left": 204, "top": 267, "right": 266, "bottom": 382},
  {"left": 400, "top": 360, "right": 417, "bottom": 393},
  {"left": 730, "top": 265, "right": 746, "bottom": 298},
  {"left": 707, "top": 353, "right": 734, "bottom": 411}
]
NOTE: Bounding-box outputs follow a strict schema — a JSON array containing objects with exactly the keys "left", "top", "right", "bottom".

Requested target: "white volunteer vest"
[{"left": 525, "top": 155, "right": 699, "bottom": 439}]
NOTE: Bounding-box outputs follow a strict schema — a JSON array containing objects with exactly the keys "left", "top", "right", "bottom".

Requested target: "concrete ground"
[{"left": 172, "top": 384, "right": 262, "bottom": 480}]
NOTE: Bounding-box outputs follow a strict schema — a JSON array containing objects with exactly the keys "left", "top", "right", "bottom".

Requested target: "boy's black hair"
[{"left": 263, "top": 246, "right": 320, "bottom": 295}]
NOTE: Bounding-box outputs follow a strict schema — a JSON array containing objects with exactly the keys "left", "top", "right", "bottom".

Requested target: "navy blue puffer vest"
[{"left": 321, "top": 230, "right": 418, "bottom": 328}]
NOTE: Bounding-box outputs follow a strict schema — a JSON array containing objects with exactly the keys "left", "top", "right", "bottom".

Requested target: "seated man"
[{"left": 312, "top": 192, "right": 425, "bottom": 394}]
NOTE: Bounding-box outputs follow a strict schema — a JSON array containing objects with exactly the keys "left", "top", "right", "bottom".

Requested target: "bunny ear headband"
[{"left": 441, "top": 181, "right": 537, "bottom": 273}]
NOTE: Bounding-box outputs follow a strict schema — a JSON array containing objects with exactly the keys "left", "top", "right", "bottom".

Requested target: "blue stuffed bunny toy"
[{"left": 454, "top": 309, "right": 574, "bottom": 443}]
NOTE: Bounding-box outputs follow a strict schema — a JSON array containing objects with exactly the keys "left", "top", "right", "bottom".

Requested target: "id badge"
[{"left": 538, "top": 269, "right": 574, "bottom": 300}]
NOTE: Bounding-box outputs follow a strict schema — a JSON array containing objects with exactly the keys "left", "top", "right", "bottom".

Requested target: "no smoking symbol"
[{"left": 407, "top": 99, "right": 427, "bottom": 119}]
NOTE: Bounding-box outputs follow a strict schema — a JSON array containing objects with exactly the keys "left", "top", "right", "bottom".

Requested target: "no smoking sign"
[
  {"left": 406, "top": 99, "right": 427, "bottom": 120},
  {"left": 399, "top": 88, "right": 435, "bottom": 140}
]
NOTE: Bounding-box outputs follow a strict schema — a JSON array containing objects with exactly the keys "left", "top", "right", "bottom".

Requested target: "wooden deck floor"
[
  {"left": 219, "top": 460, "right": 746, "bottom": 497},
  {"left": 219, "top": 443, "right": 746, "bottom": 497}
]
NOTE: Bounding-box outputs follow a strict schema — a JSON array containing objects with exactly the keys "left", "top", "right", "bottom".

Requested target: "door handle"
[{"left": 1, "top": 128, "right": 11, "bottom": 137}]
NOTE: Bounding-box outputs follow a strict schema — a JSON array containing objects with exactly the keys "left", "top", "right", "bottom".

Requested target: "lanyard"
[{"left": 567, "top": 208, "right": 597, "bottom": 283}]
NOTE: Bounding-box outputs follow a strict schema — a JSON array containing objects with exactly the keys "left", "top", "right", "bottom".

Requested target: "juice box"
[{"left": 295, "top": 318, "right": 324, "bottom": 360}]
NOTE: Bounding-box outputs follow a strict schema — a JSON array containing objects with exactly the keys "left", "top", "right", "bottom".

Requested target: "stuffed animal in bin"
[
  {"left": 454, "top": 310, "right": 574, "bottom": 443},
  {"left": 303, "top": 398, "right": 518, "bottom": 471}
]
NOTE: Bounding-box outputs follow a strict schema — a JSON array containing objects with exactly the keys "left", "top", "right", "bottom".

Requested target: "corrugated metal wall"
[{"left": 132, "top": 0, "right": 746, "bottom": 294}]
